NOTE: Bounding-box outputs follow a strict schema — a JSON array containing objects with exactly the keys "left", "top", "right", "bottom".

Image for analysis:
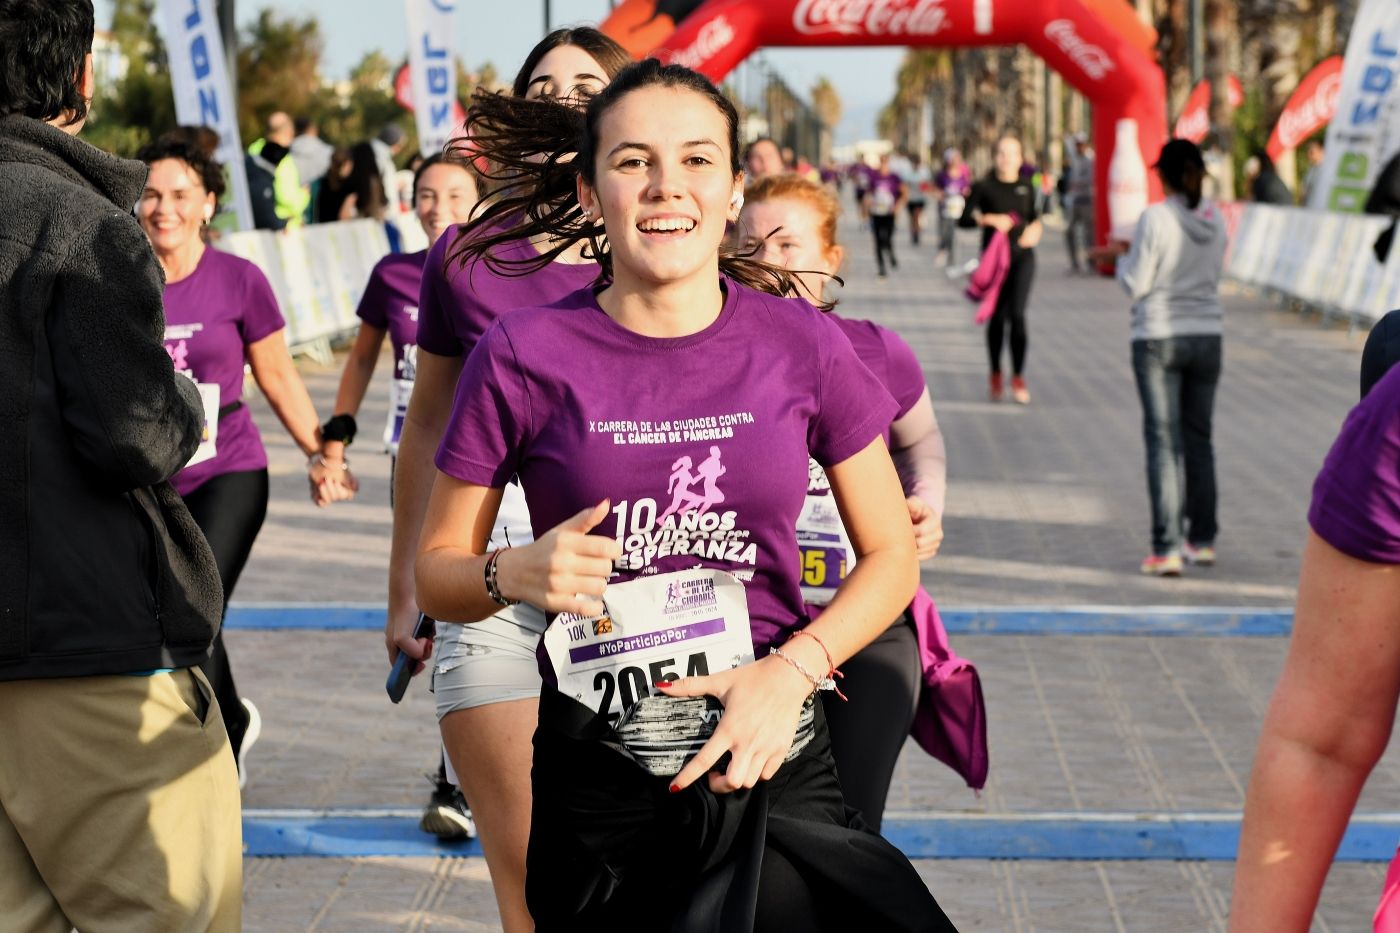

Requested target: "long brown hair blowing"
[
  {"left": 510, "top": 26, "right": 631, "bottom": 98},
  {"left": 445, "top": 58, "right": 818, "bottom": 306}
]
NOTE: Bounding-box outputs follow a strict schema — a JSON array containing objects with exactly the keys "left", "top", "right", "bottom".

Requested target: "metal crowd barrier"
[{"left": 1220, "top": 203, "right": 1393, "bottom": 330}]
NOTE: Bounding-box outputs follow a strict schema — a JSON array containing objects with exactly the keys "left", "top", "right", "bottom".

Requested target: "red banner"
[
  {"left": 1266, "top": 56, "right": 1343, "bottom": 160},
  {"left": 1173, "top": 75, "right": 1244, "bottom": 143}
]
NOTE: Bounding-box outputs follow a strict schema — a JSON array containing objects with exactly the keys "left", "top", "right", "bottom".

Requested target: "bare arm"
[
  {"left": 890, "top": 387, "right": 946, "bottom": 559},
  {"left": 663, "top": 437, "right": 918, "bottom": 793},
  {"left": 246, "top": 329, "right": 322, "bottom": 457},
  {"left": 1230, "top": 531, "right": 1400, "bottom": 931},
  {"left": 321, "top": 324, "right": 385, "bottom": 464},
  {"left": 386, "top": 349, "right": 463, "bottom": 667},
  {"left": 1018, "top": 219, "right": 1044, "bottom": 248}
]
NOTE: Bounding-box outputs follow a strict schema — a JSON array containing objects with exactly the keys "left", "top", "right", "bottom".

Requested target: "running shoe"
[
  {"left": 989, "top": 372, "right": 1004, "bottom": 402},
  {"left": 1140, "top": 554, "right": 1184, "bottom": 577},
  {"left": 420, "top": 775, "right": 477, "bottom": 840},
  {"left": 238, "top": 698, "right": 261, "bottom": 791},
  {"left": 1011, "top": 376, "right": 1031, "bottom": 405},
  {"left": 1183, "top": 543, "right": 1216, "bottom": 566}
]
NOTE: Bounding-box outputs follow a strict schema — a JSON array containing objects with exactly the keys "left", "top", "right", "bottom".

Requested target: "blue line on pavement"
[
  {"left": 224, "top": 605, "right": 1295, "bottom": 637},
  {"left": 241, "top": 812, "right": 1394, "bottom": 860}
]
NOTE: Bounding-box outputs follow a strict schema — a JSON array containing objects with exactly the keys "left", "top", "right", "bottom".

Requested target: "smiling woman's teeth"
[{"left": 638, "top": 218, "right": 695, "bottom": 232}]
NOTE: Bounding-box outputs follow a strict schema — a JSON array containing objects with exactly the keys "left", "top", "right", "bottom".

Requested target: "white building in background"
[{"left": 92, "top": 28, "right": 129, "bottom": 89}]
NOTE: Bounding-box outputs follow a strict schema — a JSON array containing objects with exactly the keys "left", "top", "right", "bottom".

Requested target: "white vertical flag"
[
  {"left": 155, "top": 0, "right": 253, "bottom": 229},
  {"left": 405, "top": 0, "right": 458, "bottom": 158},
  {"left": 1310, "top": 0, "right": 1400, "bottom": 211}
]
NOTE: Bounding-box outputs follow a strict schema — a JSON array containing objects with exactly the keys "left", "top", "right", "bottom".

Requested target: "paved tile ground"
[{"left": 233, "top": 212, "right": 1382, "bottom": 930}]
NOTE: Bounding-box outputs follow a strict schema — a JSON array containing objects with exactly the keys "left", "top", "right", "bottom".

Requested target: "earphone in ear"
[
  {"left": 203, "top": 206, "right": 214, "bottom": 223},
  {"left": 730, "top": 192, "right": 744, "bottom": 210}
]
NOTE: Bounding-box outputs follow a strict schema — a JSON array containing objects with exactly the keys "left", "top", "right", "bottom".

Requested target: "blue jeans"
[{"left": 1132, "top": 336, "right": 1222, "bottom": 556}]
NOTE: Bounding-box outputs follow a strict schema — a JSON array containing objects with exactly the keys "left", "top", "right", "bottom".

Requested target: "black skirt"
[{"left": 525, "top": 684, "right": 958, "bottom": 932}]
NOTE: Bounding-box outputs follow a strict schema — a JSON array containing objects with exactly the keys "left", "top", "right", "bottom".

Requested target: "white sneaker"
[{"left": 238, "top": 698, "right": 261, "bottom": 790}]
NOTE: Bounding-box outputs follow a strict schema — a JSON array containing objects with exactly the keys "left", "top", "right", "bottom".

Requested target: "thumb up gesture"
[{"left": 495, "top": 500, "right": 622, "bottom": 616}]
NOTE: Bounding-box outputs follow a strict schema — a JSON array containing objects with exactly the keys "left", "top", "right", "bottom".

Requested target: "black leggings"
[
  {"left": 987, "top": 250, "right": 1036, "bottom": 376},
  {"left": 182, "top": 468, "right": 269, "bottom": 757},
  {"left": 821, "top": 615, "right": 921, "bottom": 832},
  {"left": 871, "top": 215, "right": 897, "bottom": 273}
]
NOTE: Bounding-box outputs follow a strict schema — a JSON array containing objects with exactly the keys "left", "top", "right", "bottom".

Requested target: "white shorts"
[{"left": 430, "top": 602, "right": 547, "bottom": 719}]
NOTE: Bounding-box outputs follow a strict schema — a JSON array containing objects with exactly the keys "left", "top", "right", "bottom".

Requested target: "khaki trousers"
[{"left": 0, "top": 668, "right": 242, "bottom": 932}]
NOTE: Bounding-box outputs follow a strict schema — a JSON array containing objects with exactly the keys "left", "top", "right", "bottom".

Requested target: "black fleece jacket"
[{"left": 0, "top": 114, "right": 223, "bottom": 680}]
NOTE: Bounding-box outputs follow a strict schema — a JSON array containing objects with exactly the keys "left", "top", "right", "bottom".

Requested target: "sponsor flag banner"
[
  {"left": 156, "top": 0, "right": 252, "bottom": 229},
  {"left": 1311, "top": 0, "right": 1400, "bottom": 211},
  {"left": 1174, "top": 75, "right": 1244, "bottom": 143},
  {"left": 1267, "top": 56, "right": 1344, "bottom": 160},
  {"left": 404, "top": 0, "right": 458, "bottom": 158}
]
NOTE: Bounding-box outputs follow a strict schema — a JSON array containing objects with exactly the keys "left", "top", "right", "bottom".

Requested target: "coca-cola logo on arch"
[
  {"left": 1044, "top": 19, "right": 1115, "bottom": 81},
  {"left": 671, "top": 15, "right": 736, "bottom": 70},
  {"left": 793, "top": 0, "right": 950, "bottom": 37}
]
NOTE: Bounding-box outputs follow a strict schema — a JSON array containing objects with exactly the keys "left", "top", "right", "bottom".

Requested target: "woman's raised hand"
[{"left": 496, "top": 500, "right": 621, "bottom": 616}]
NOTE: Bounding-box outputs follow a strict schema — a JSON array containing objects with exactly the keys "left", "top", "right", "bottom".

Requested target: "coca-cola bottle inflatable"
[{"left": 1108, "top": 118, "right": 1150, "bottom": 242}]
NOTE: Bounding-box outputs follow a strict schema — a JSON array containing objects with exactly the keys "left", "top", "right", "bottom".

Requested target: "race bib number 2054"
[{"left": 543, "top": 568, "right": 755, "bottom": 726}]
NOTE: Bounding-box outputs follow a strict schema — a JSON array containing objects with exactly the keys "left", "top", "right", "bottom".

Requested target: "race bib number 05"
[{"left": 544, "top": 568, "right": 755, "bottom": 726}]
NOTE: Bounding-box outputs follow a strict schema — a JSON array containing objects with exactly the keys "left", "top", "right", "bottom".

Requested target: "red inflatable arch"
[{"left": 602, "top": 0, "right": 1167, "bottom": 246}]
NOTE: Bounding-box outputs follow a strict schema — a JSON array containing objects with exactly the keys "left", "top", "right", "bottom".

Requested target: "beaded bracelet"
[{"left": 483, "top": 549, "right": 518, "bottom": 607}]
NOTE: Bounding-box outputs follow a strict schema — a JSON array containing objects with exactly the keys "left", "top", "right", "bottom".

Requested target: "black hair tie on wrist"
[{"left": 322, "top": 413, "right": 358, "bottom": 445}]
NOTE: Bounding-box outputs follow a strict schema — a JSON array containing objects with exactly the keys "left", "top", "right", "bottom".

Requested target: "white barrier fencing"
[
  {"left": 219, "top": 219, "right": 393, "bottom": 358},
  {"left": 1221, "top": 203, "right": 1395, "bottom": 327}
]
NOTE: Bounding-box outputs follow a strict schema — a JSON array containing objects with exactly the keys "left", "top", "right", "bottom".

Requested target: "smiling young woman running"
[{"left": 416, "top": 60, "right": 952, "bottom": 931}]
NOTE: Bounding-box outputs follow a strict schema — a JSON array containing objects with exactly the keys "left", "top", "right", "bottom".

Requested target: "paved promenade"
[{"left": 233, "top": 213, "right": 1385, "bottom": 931}]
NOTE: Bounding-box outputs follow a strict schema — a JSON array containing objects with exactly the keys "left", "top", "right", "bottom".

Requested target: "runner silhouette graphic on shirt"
[{"left": 658, "top": 447, "right": 726, "bottom": 522}]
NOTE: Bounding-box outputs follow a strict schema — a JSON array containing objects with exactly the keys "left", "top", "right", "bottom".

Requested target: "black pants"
[
  {"left": 987, "top": 250, "right": 1036, "bottom": 376},
  {"left": 821, "top": 616, "right": 920, "bottom": 832},
  {"left": 182, "top": 468, "right": 269, "bottom": 758},
  {"left": 871, "top": 215, "right": 897, "bottom": 274},
  {"left": 526, "top": 687, "right": 951, "bottom": 932}
]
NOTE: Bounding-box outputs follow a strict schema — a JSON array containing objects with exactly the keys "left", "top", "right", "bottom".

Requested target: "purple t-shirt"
[
  {"left": 1308, "top": 365, "right": 1400, "bottom": 564},
  {"left": 868, "top": 171, "right": 903, "bottom": 215},
  {"left": 436, "top": 279, "right": 898, "bottom": 651},
  {"left": 833, "top": 315, "right": 926, "bottom": 442},
  {"left": 935, "top": 166, "right": 972, "bottom": 198},
  {"left": 357, "top": 250, "right": 425, "bottom": 380},
  {"left": 164, "top": 248, "right": 285, "bottom": 496},
  {"left": 416, "top": 226, "right": 598, "bottom": 359}
]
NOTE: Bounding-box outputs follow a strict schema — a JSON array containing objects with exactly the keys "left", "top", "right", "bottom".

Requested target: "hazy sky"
[{"left": 100, "top": 0, "right": 902, "bottom": 144}]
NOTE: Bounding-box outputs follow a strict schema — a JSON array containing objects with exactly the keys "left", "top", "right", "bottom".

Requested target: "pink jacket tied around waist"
[{"left": 965, "top": 215, "right": 1019, "bottom": 325}]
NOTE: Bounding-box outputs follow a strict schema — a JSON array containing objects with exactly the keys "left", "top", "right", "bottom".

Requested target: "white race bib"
[
  {"left": 544, "top": 568, "right": 755, "bottom": 726},
  {"left": 384, "top": 377, "right": 413, "bottom": 453},
  {"left": 795, "top": 459, "right": 856, "bottom": 606},
  {"left": 184, "top": 382, "right": 220, "bottom": 468},
  {"left": 942, "top": 194, "right": 966, "bottom": 218}
]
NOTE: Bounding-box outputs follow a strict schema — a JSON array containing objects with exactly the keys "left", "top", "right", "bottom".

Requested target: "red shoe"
[
  {"left": 989, "top": 372, "right": 1004, "bottom": 401},
  {"left": 1011, "top": 375, "right": 1031, "bottom": 405}
]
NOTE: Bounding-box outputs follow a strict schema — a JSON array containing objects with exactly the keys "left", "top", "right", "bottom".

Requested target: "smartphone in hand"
[{"left": 386, "top": 613, "right": 436, "bottom": 704}]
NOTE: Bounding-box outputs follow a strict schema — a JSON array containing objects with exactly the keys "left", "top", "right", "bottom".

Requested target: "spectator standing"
[
  {"left": 291, "top": 115, "right": 334, "bottom": 221},
  {"left": 1300, "top": 138, "right": 1325, "bottom": 204},
  {"left": 1066, "top": 134, "right": 1095, "bottom": 273},
  {"left": 1246, "top": 150, "right": 1293, "bottom": 205},
  {"left": 0, "top": 2, "right": 240, "bottom": 928},
  {"left": 864, "top": 152, "right": 905, "bottom": 276},
  {"left": 371, "top": 123, "right": 407, "bottom": 213},
  {"left": 1103, "top": 139, "right": 1226, "bottom": 577},
  {"left": 934, "top": 147, "right": 971, "bottom": 267},
  {"left": 247, "top": 110, "right": 309, "bottom": 230}
]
